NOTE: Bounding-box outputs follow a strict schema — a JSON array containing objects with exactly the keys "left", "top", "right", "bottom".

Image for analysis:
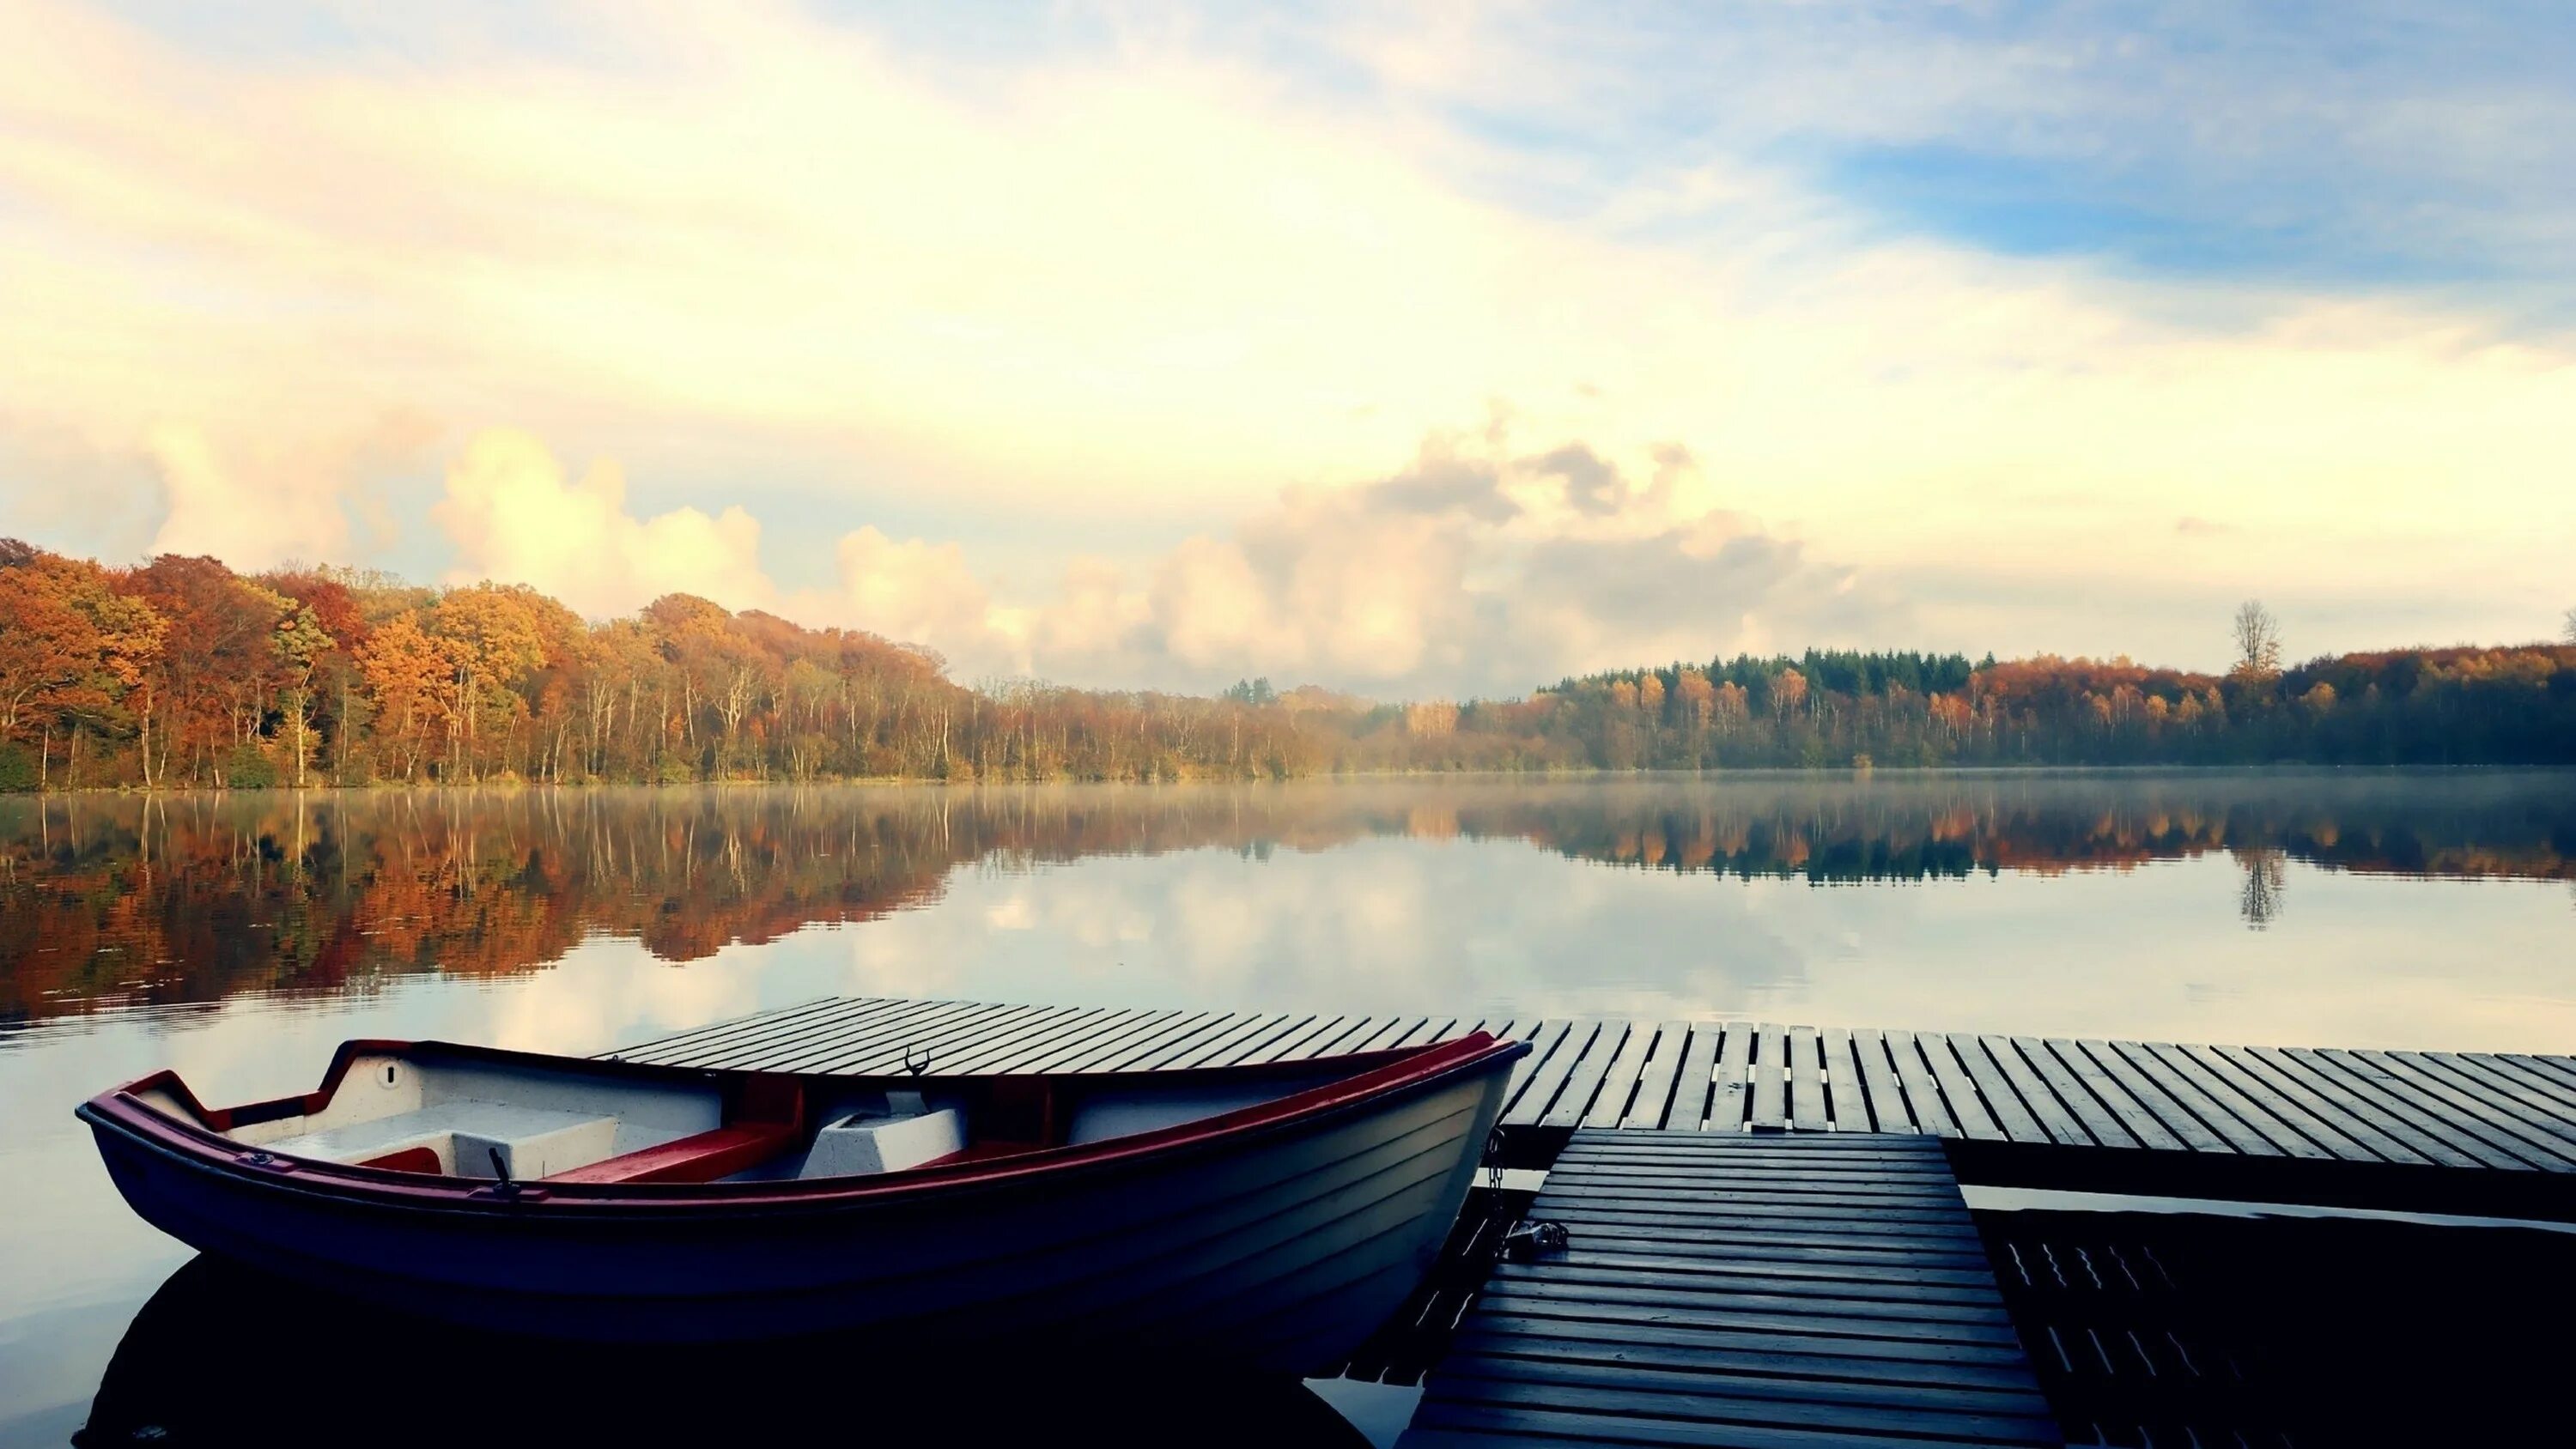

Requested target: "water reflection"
[
  {"left": 7, "top": 772, "right": 2572, "bottom": 1030},
  {"left": 6, "top": 772, "right": 2575, "bottom": 1445},
  {"left": 2238, "top": 848, "right": 2289, "bottom": 930},
  {"left": 78, "top": 1256, "right": 1367, "bottom": 1448}
]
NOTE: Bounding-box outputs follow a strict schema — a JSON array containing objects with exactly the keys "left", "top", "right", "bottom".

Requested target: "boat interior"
[{"left": 134, "top": 1044, "right": 1387, "bottom": 1187}]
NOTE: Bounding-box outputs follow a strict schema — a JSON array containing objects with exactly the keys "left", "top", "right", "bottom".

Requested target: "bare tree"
[
  {"left": 2231, "top": 599, "right": 2282, "bottom": 679},
  {"left": 2563, "top": 605, "right": 2575, "bottom": 645}
]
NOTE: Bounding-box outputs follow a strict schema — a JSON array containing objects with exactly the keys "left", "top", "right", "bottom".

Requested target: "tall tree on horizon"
[{"left": 2232, "top": 599, "right": 2283, "bottom": 681}]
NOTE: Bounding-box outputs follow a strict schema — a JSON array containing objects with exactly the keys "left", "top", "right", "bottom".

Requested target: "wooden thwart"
[{"left": 1397, "top": 1130, "right": 2060, "bottom": 1448}]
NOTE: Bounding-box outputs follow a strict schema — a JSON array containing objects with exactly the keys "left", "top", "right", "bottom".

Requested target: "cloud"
[
  {"left": 829, "top": 527, "right": 1012, "bottom": 673},
  {"left": 433, "top": 428, "right": 772, "bottom": 617},
  {"left": 1527, "top": 444, "right": 1625, "bottom": 516},
  {"left": 2, "top": 1, "right": 2573, "bottom": 671},
  {"left": 143, "top": 421, "right": 407, "bottom": 568},
  {"left": 994, "top": 424, "right": 1899, "bottom": 696},
  {"left": 408, "top": 420, "right": 1882, "bottom": 697}
]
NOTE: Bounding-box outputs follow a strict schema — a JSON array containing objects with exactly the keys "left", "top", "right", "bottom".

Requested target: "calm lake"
[{"left": 5, "top": 771, "right": 2574, "bottom": 1442}]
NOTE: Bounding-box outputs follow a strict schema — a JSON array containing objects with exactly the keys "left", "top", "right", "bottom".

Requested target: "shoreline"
[{"left": 7, "top": 760, "right": 2572, "bottom": 799}]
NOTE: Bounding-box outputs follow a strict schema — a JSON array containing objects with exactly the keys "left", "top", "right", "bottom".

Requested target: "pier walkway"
[
  {"left": 608, "top": 996, "right": 2576, "bottom": 1215},
  {"left": 1398, "top": 1130, "right": 2060, "bottom": 1448}
]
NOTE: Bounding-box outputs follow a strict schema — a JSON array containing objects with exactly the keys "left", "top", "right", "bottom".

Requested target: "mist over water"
[{"left": 3, "top": 770, "right": 2573, "bottom": 1442}]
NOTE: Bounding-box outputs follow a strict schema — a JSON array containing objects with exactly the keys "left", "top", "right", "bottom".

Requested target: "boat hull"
[{"left": 85, "top": 1050, "right": 1514, "bottom": 1371}]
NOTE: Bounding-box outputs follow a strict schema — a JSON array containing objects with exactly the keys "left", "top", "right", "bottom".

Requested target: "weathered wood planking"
[
  {"left": 608, "top": 997, "right": 2576, "bottom": 1185},
  {"left": 1397, "top": 1131, "right": 2061, "bottom": 1448}
]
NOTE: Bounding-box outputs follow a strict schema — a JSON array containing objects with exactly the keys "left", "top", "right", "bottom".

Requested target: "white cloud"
[
  {"left": 406, "top": 419, "right": 1875, "bottom": 696},
  {"left": 433, "top": 427, "right": 772, "bottom": 617},
  {"left": 827, "top": 526, "right": 1015, "bottom": 673},
  {"left": 802, "top": 421, "right": 1898, "bottom": 696},
  {"left": 144, "top": 425, "right": 357, "bottom": 571}
]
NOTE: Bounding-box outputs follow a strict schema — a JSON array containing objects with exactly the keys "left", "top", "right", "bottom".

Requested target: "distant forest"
[{"left": 3, "top": 540, "right": 2572, "bottom": 789}]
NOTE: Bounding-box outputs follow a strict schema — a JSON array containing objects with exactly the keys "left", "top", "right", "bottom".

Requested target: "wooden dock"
[
  {"left": 609, "top": 996, "right": 2576, "bottom": 1215},
  {"left": 1400, "top": 1131, "right": 2061, "bottom": 1448}
]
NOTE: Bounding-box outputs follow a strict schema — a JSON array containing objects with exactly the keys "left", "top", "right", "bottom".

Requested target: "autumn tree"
[
  {"left": 269, "top": 604, "right": 334, "bottom": 786},
  {"left": 427, "top": 585, "right": 549, "bottom": 779},
  {"left": 0, "top": 547, "right": 165, "bottom": 784},
  {"left": 268, "top": 569, "right": 375, "bottom": 782},
  {"left": 131, "top": 555, "right": 288, "bottom": 786},
  {"left": 2232, "top": 599, "right": 2283, "bottom": 681}
]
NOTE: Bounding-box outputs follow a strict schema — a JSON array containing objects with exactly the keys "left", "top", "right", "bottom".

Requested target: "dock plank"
[
  {"left": 2195, "top": 1043, "right": 2415, "bottom": 1166},
  {"left": 1154, "top": 1010, "right": 1291, "bottom": 1068},
  {"left": 2136, "top": 1040, "right": 2330, "bottom": 1159},
  {"left": 1845, "top": 1030, "right": 1916, "bottom": 1135},
  {"left": 1748, "top": 1023, "right": 1790, "bottom": 1132},
  {"left": 1711, "top": 1023, "right": 1755, "bottom": 1133},
  {"left": 2168, "top": 1042, "right": 2372, "bottom": 1161},
  {"left": 1788, "top": 1025, "right": 1826, "bottom": 1131},
  {"left": 1544, "top": 1022, "right": 1637, "bottom": 1131},
  {"left": 1660, "top": 1024, "right": 1723, "bottom": 1131},
  {"left": 1583, "top": 1022, "right": 1663, "bottom": 1129},
  {"left": 1068, "top": 1009, "right": 1228, "bottom": 1071},
  {"left": 2078, "top": 1040, "right": 2231, "bottom": 1154},
  {"left": 1497, "top": 1022, "right": 1568, "bottom": 1117},
  {"left": 690, "top": 996, "right": 964, "bottom": 1071},
  {"left": 1400, "top": 1130, "right": 2057, "bottom": 1449},
  {"left": 2334, "top": 1049, "right": 2576, "bottom": 1170},
  {"left": 2458, "top": 1052, "right": 2576, "bottom": 1115},
  {"left": 2402, "top": 1051, "right": 2576, "bottom": 1146},
  {"left": 1911, "top": 1033, "right": 2006, "bottom": 1142},
  {"left": 1939, "top": 1034, "right": 2046, "bottom": 1143},
  {"left": 1504, "top": 1022, "right": 1600, "bottom": 1127},
  {"left": 1817, "top": 1028, "right": 1855, "bottom": 1131},
  {"left": 1618, "top": 1022, "right": 1694, "bottom": 1131},
  {"left": 2251, "top": 1046, "right": 2520, "bottom": 1172},
  {"left": 1995, "top": 1036, "right": 2119, "bottom": 1148}
]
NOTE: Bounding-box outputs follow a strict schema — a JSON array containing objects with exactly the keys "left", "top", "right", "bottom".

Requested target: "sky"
[{"left": 3, "top": 0, "right": 2572, "bottom": 699}]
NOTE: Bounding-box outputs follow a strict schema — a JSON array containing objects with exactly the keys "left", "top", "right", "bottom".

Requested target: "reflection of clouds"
[
  {"left": 484, "top": 938, "right": 770, "bottom": 1056},
  {"left": 827, "top": 838, "right": 1826, "bottom": 1022}
]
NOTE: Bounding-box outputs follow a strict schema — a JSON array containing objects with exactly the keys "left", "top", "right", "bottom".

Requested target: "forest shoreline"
[
  {"left": 7, "top": 543, "right": 2573, "bottom": 791},
  {"left": 9, "top": 759, "right": 2570, "bottom": 799}
]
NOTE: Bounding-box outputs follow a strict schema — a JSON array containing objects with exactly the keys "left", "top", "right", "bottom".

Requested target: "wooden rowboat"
[{"left": 79, "top": 1030, "right": 1527, "bottom": 1373}]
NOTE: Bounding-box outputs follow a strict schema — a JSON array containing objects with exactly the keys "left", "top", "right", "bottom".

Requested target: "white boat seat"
[{"left": 263, "top": 1101, "right": 622, "bottom": 1179}]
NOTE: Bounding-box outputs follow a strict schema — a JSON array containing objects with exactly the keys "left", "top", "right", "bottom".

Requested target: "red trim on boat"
[{"left": 355, "top": 1146, "right": 442, "bottom": 1174}]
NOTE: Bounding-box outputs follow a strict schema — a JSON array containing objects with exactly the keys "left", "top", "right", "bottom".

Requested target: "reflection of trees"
[
  {"left": 2235, "top": 848, "right": 2289, "bottom": 930},
  {"left": 1448, "top": 774, "right": 2576, "bottom": 887},
  {"left": 3, "top": 772, "right": 2571, "bottom": 1025}
]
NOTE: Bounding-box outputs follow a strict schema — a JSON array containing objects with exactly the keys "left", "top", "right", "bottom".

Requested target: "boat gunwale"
[{"left": 76, "top": 1032, "right": 1525, "bottom": 1217}]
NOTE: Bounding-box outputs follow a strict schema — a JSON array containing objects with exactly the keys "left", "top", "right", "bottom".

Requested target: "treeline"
[
  {"left": 0, "top": 542, "right": 1339, "bottom": 790},
  {"left": 1390, "top": 646, "right": 2576, "bottom": 769},
  {"left": 3, "top": 539, "right": 2573, "bottom": 789}
]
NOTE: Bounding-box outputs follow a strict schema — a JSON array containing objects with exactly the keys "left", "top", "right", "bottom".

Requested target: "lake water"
[{"left": 5, "top": 771, "right": 2573, "bottom": 1442}]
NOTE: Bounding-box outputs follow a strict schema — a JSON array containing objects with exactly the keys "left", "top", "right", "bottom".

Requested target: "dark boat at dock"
[{"left": 77, "top": 1032, "right": 1526, "bottom": 1371}]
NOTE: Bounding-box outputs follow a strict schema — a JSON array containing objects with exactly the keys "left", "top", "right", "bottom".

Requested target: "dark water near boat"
[{"left": 4, "top": 771, "right": 2573, "bottom": 1443}]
